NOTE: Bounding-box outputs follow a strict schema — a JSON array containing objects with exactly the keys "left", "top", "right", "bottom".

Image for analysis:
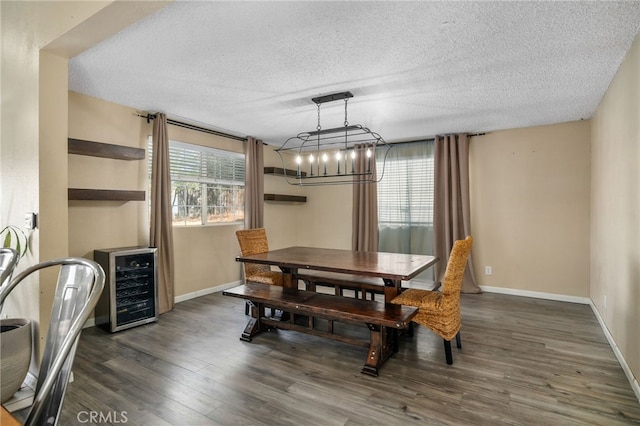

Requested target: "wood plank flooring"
[{"left": 18, "top": 291, "right": 640, "bottom": 425}]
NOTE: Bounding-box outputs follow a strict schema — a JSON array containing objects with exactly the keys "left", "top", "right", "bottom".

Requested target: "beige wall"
[
  {"left": 66, "top": 94, "right": 347, "bottom": 299},
  {"left": 1, "top": 0, "right": 115, "bottom": 362},
  {"left": 68, "top": 92, "right": 151, "bottom": 258},
  {"left": 167, "top": 122, "right": 244, "bottom": 297},
  {"left": 591, "top": 31, "right": 640, "bottom": 386},
  {"left": 1, "top": 1, "right": 43, "bottom": 333},
  {"left": 297, "top": 184, "right": 353, "bottom": 249},
  {"left": 37, "top": 51, "right": 72, "bottom": 360},
  {"left": 1, "top": 0, "right": 167, "bottom": 360},
  {"left": 470, "top": 121, "right": 591, "bottom": 297},
  {"left": 263, "top": 149, "right": 353, "bottom": 250},
  {"left": 263, "top": 148, "right": 306, "bottom": 249},
  {"left": 67, "top": 92, "right": 288, "bottom": 299}
]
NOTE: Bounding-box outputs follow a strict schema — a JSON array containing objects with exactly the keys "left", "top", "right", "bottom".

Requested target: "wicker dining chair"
[
  {"left": 391, "top": 236, "right": 473, "bottom": 365},
  {"left": 236, "top": 228, "right": 283, "bottom": 314}
]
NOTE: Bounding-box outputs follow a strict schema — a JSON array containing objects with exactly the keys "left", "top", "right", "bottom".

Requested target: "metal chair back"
[
  {"left": 6, "top": 258, "right": 105, "bottom": 426},
  {"left": 0, "top": 248, "right": 20, "bottom": 310}
]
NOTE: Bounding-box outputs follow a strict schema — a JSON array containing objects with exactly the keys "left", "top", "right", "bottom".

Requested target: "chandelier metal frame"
[{"left": 275, "top": 91, "right": 391, "bottom": 186}]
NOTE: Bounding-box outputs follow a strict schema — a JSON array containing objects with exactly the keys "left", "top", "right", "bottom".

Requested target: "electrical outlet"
[{"left": 485, "top": 266, "right": 492, "bottom": 275}]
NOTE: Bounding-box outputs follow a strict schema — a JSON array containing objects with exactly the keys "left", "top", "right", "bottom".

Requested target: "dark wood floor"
[{"left": 22, "top": 291, "right": 640, "bottom": 425}]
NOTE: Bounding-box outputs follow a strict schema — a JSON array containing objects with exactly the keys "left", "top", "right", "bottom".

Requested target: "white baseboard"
[
  {"left": 480, "top": 285, "right": 639, "bottom": 403},
  {"left": 174, "top": 280, "right": 242, "bottom": 304},
  {"left": 589, "top": 301, "right": 640, "bottom": 403},
  {"left": 479, "top": 285, "right": 591, "bottom": 304}
]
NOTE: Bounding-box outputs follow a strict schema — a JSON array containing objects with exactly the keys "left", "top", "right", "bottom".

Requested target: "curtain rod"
[
  {"left": 391, "top": 132, "right": 486, "bottom": 145},
  {"left": 138, "top": 113, "right": 247, "bottom": 142},
  {"left": 139, "top": 112, "right": 486, "bottom": 144}
]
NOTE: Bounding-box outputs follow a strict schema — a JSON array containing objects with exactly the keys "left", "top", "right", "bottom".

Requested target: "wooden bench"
[
  {"left": 223, "top": 282, "right": 418, "bottom": 376},
  {"left": 295, "top": 269, "right": 440, "bottom": 300}
]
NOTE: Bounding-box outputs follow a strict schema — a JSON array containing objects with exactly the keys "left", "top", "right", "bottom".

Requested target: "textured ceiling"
[{"left": 68, "top": 1, "right": 640, "bottom": 146}]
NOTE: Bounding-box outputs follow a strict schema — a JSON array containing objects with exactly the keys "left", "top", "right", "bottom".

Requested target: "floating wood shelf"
[
  {"left": 68, "top": 138, "right": 145, "bottom": 160},
  {"left": 264, "top": 194, "right": 307, "bottom": 203},
  {"left": 264, "top": 167, "right": 307, "bottom": 177},
  {"left": 68, "top": 138, "right": 146, "bottom": 202},
  {"left": 68, "top": 189, "right": 146, "bottom": 201}
]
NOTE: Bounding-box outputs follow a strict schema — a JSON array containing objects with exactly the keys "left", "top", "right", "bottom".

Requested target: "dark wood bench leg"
[
  {"left": 362, "top": 324, "right": 395, "bottom": 376},
  {"left": 362, "top": 324, "right": 383, "bottom": 376},
  {"left": 240, "top": 301, "right": 265, "bottom": 342},
  {"left": 455, "top": 331, "right": 462, "bottom": 349}
]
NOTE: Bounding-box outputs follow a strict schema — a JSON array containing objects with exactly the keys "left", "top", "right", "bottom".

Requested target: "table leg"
[
  {"left": 383, "top": 278, "right": 402, "bottom": 304},
  {"left": 280, "top": 266, "right": 298, "bottom": 289},
  {"left": 240, "top": 301, "right": 265, "bottom": 342}
]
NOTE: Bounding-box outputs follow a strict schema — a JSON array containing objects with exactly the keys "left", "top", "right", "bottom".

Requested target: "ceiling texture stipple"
[{"left": 69, "top": 1, "right": 640, "bottom": 145}]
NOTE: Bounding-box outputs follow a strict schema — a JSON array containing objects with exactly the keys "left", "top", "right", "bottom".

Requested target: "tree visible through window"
[{"left": 149, "top": 139, "right": 245, "bottom": 226}]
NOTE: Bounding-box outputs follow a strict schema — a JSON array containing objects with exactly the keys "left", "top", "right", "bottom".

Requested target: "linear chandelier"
[{"left": 276, "top": 91, "right": 391, "bottom": 186}]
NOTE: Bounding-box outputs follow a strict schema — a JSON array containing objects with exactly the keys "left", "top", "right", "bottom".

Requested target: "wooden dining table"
[{"left": 236, "top": 246, "right": 439, "bottom": 303}]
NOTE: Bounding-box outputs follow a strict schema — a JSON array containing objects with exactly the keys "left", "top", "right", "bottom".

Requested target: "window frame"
[{"left": 148, "top": 137, "right": 246, "bottom": 227}]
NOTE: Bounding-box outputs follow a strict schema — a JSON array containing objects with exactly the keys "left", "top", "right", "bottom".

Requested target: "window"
[
  {"left": 377, "top": 140, "right": 434, "bottom": 280},
  {"left": 149, "top": 139, "right": 245, "bottom": 226}
]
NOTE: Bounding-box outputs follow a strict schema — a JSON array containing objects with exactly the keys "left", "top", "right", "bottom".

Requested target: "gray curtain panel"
[
  {"left": 244, "top": 136, "right": 264, "bottom": 229},
  {"left": 434, "top": 134, "right": 481, "bottom": 293},
  {"left": 150, "top": 113, "right": 176, "bottom": 313},
  {"left": 352, "top": 144, "right": 379, "bottom": 251}
]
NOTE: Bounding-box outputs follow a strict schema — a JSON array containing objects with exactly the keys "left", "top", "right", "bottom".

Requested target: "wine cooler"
[{"left": 94, "top": 246, "right": 158, "bottom": 332}]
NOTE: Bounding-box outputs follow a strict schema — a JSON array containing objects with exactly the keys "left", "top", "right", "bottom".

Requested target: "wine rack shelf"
[{"left": 94, "top": 246, "right": 158, "bottom": 332}]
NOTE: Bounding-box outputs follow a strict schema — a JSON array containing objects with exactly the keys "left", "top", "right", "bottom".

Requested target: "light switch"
[{"left": 25, "top": 212, "right": 37, "bottom": 230}]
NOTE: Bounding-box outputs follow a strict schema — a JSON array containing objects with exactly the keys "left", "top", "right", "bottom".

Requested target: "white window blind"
[
  {"left": 377, "top": 141, "right": 434, "bottom": 227},
  {"left": 169, "top": 141, "right": 245, "bottom": 186}
]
